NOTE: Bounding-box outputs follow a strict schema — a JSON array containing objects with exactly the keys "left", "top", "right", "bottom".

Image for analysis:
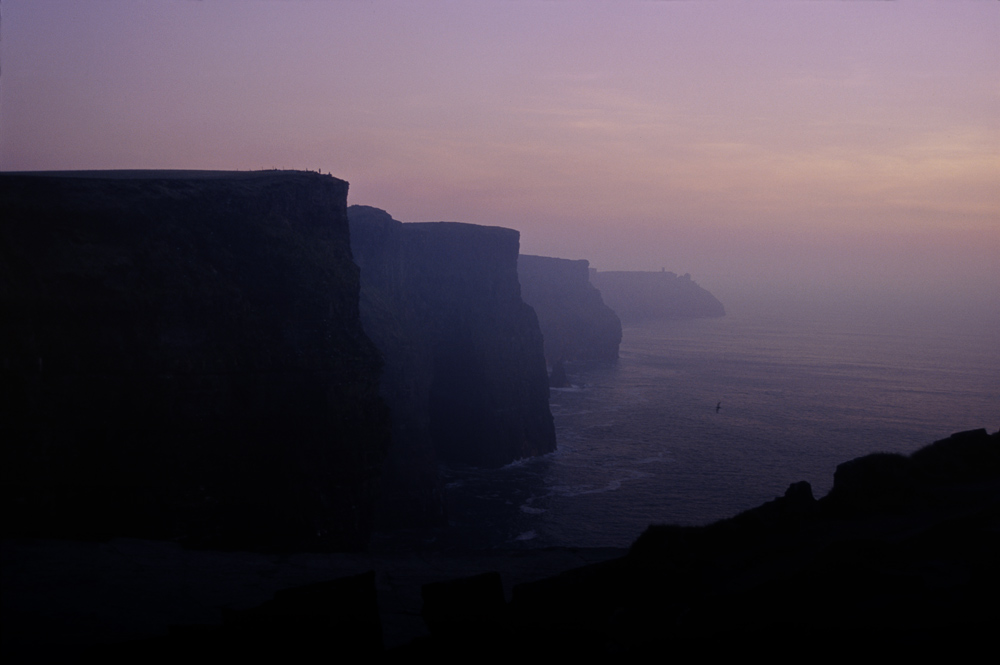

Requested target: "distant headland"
[{"left": 590, "top": 268, "right": 725, "bottom": 324}]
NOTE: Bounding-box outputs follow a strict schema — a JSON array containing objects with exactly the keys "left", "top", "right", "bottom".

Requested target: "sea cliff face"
[
  {"left": 590, "top": 269, "right": 725, "bottom": 324},
  {"left": 517, "top": 254, "right": 622, "bottom": 364},
  {"left": 0, "top": 171, "right": 390, "bottom": 550},
  {"left": 348, "top": 206, "right": 555, "bottom": 526}
]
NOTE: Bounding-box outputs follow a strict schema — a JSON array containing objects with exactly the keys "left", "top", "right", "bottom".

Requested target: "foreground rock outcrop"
[
  {"left": 590, "top": 269, "right": 725, "bottom": 324},
  {"left": 517, "top": 255, "right": 621, "bottom": 365},
  {"left": 28, "top": 428, "right": 996, "bottom": 661},
  {"left": 412, "top": 427, "right": 998, "bottom": 656},
  {"left": 348, "top": 206, "right": 555, "bottom": 526},
  {"left": 0, "top": 171, "right": 390, "bottom": 551}
]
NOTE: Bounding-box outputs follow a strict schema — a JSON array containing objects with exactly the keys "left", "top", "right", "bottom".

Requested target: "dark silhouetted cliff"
[
  {"left": 0, "top": 171, "right": 390, "bottom": 551},
  {"left": 348, "top": 206, "right": 555, "bottom": 527},
  {"left": 590, "top": 269, "right": 725, "bottom": 324},
  {"left": 376, "top": 427, "right": 998, "bottom": 656},
  {"left": 33, "top": 427, "right": 994, "bottom": 661},
  {"left": 517, "top": 255, "right": 621, "bottom": 365}
]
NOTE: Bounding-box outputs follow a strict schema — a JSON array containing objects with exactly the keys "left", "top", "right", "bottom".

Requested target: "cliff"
[
  {"left": 19, "top": 427, "right": 995, "bottom": 661},
  {"left": 348, "top": 206, "right": 555, "bottom": 526},
  {"left": 517, "top": 255, "right": 622, "bottom": 365},
  {"left": 0, "top": 171, "right": 390, "bottom": 551},
  {"left": 409, "top": 427, "right": 1000, "bottom": 656},
  {"left": 590, "top": 269, "right": 725, "bottom": 324}
]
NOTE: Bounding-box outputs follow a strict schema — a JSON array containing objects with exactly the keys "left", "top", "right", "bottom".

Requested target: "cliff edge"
[
  {"left": 348, "top": 206, "right": 555, "bottom": 526},
  {"left": 0, "top": 171, "right": 390, "bottom": 551},
  {"left": 517, "top": 255, "right": 622, "bottom": 365}
]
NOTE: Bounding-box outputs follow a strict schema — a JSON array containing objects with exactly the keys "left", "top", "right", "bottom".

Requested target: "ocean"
[{"left": 386, "top": 297, "right": 999, "bottom": 551}]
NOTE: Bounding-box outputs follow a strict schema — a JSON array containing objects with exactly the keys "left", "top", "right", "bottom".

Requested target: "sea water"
[{"left": 432, "top": 298, "right": 1000, "bottom": 550}]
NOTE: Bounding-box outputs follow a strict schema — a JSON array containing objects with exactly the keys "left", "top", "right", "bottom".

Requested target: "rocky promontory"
[
  {"left": 348, "top": 206, "right": 555, "bottom": 526},
  {"left": 408, "top": 427, "right": 1000, "bottom": 655},
  {"left": 7, "top": 428, "right": 994, "bottom": 661},
  {"left": 0, "top": 171, "right": 390, "bottom": 551},
  {"left": 590, "top": 269, "right": 725, "bottom": 324},
  {"left": 517, "top": 255, "right": 622, "bottom": 365}
]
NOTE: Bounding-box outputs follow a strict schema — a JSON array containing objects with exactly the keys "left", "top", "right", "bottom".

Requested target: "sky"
[{"left": 2, "top": 1, "right": 998, "bottom": 311}]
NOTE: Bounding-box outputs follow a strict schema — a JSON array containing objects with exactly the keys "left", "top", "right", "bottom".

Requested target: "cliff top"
[
  {"left": 519, "top": 254, "right": 591, "bottom": 269},
  {"left": 2, "top": 169, "right": 341, "bottom": 182},
  {"left": 592, "top": 269, "right": 690, "bottom": 279},
  {"left": 405, "top": 221, "right": 520, "bottom": 241},
  {"left": 347, "top": 205, "right": 520, "bottom": 240}
]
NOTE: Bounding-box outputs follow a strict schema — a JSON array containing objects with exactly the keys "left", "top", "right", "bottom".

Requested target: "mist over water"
[{"left": 426, "top": 293, "right": 999, "bottom": 551}]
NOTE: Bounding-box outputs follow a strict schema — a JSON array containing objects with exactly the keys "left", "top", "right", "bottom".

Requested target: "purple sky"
[{"left": 2, "top": 1, "right": 997, "bottom": 308}]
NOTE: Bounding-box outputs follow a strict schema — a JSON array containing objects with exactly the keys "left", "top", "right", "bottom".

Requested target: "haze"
[{"left": 2, "top": 1, "right": 997, "bottom": 316}]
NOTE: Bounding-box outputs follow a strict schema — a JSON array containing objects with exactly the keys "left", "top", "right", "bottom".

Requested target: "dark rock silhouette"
[
  {"left": 0, "top": 171, "right": 390, "bottom": 551},
  {"left": 413, "top": 428, "right": 1000, "bottom": 655},
  {"left": 517, "top": 254, "right": 622, "bottom": 364},
  {"left": 347, "top": 205, "right": 555, "bottom": 527},
  {"left": 421, "top": 571, "right": 507, "bottom": 646},
  {"left": 590, "top": 269, "right": 725, "bottom": 324},
  {"left": 3, "top": 428, "right": 996, "bottom": 660},
  {"left": 824, "top": 427, "right": 1000, "bottom": 516},
  {"left": 87, "top": 571, "right": 382, "bottom": 663}
]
